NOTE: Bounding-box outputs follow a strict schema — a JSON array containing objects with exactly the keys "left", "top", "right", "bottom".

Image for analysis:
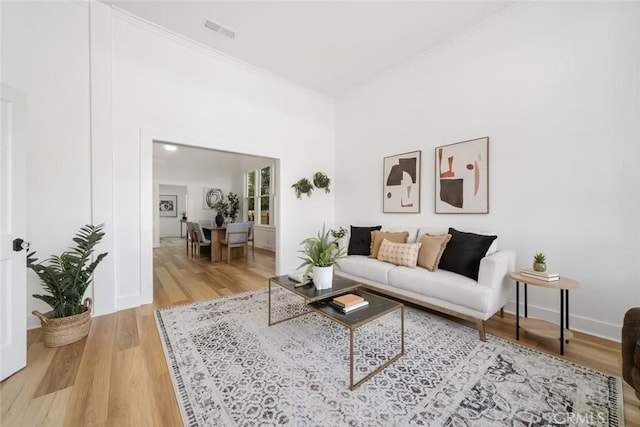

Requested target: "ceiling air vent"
[{"left": 204, "top": 18, "right": 236, "bottom": 39}]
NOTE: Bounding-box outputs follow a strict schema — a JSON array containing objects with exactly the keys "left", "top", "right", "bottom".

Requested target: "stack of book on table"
[
  {"left": 520, "top": 268, "right": 560, "bottom": 282},
  {"left": 329, "top": 293, "right": 369, "bottom": 313}
]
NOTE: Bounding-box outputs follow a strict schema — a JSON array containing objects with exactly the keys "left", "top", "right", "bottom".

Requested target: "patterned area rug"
[{"left": 155, "top": 289, "right": 624, "bottom": 426}]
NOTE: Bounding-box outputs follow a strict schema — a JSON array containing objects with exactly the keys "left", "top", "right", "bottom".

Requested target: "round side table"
[{"left": 509, "top": 271, "right": 579, "bottom": 355}]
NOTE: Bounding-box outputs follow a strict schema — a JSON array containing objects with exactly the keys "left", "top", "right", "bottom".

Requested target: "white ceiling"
[
  {"left": 153, "top": 141, "right": 270, "bottom": 165},
  {"left": 106, "top": 1, "right": 516, "bottom": 98}
]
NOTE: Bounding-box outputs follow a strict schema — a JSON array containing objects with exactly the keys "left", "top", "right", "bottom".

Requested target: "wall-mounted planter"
[
  {"left": 313, "top": 172, "right": 331, "bottom": 194},
  {"left": 292, "top": 178, "right": 313, "bottom": 199}
]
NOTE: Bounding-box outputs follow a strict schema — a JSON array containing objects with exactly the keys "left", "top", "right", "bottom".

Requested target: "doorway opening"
[{"left": 141, "top": 135, "right": 279, "bottom": 307}]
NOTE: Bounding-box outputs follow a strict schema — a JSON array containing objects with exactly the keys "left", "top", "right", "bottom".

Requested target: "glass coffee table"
[{"left": 268, "top": 275, "right": 405, "bottom": 390}]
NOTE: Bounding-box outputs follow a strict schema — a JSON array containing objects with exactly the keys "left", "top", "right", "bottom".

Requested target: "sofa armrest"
[
  {"left": 477, "top": 250, "right": 516, "bottom": 289},
  {"left": 478, "top": 250, "right": 516, "bottom": 314},
  {"left": 635, "top": 341, "right": 640, "bottom": 368},
  {"left": 477, "top": 250, "right": 516, "bottom": 314}
]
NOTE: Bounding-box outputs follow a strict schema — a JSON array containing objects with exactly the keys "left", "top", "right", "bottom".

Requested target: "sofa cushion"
[
  {"left": 370, "top": 230, "right": 409, "bottom": 258},
  {"left": 377, "top": 239, "right": 422, "bottom": 268},
  {"left": 439, "top": 228, "right": 497, "bottom": 281},
  {"left": 348, "top": 225, "right": 382, "bottom": 256},
  {"left": 418, "top": 226, "right": 498, "bottom": 255},
  {"left": 383, "top": 226, "right": 420, "bottom": 243},
  {"left": 388, "top": 266, "right": 492, "bottom": 313},
  {"left": 337, "top": 255, "right": 395, "bottom": 284},
  {"left": 417, "top": 234, "right": 451, "bottom": 272}
]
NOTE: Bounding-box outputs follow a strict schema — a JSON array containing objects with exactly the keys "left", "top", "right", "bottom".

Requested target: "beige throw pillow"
[
  {"left": 377, "top": 239, "right": 422, "bottom": 268},
  {"left": 369, "top": 230, "right": 409, "bottom": 258},
  {"left": 417, "top": 234, "right": 452, "bottom": 271}
]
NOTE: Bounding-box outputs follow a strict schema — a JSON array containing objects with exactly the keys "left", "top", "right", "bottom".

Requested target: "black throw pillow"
[
  {"left": 348, "top": 225, "right": 382, "bottom": 256},
  {"left": 438, "top": 228, "right": 497, "bottom": 281}
]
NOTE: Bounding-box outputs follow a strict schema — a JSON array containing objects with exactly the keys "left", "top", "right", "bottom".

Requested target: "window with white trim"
[{"left": 245, "top": 165, "right": 273, "bottom": 226}]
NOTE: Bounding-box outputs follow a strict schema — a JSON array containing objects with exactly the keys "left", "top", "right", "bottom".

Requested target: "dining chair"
[
  {"left": 247, "top": 221, "right": 255, "bottom": 259},
  {"left": 220, "top": 222, "right": 248, "bottom": 264},
  {"left": 199, "top": 220, "right": 214, "bottom": 228},
  {"left": 192, "top": 222, "right": 212, "bottom": 259},
  {"left": 186, "top": 222, "right": 196, "bottom": 256}
]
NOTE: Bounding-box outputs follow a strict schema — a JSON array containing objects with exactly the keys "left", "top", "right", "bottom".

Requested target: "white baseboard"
[
  {"left": 116, "top": 294, "right": 145, "bottom": 311},
  {"left": 503, "top": 300, "right": 621, "bottom": 343},
  {"left": 255, "top": 243, "right": 275, "bottom": 252}
]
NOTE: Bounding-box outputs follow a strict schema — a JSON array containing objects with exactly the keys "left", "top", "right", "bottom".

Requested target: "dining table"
[{"left": 202, "top": 225, "right": 243, "bottom": 263}]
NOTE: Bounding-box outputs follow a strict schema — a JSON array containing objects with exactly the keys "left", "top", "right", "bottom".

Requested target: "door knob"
[{"left": 13, "top": 238, "right": 29, "bottom": 252}]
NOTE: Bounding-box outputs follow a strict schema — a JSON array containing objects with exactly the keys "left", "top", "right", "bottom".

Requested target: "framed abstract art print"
[
  {"left": 435, "top": 137, "right": 489, "bottom": 214},
  {"left": 383, "top": 150, "right": 421, "bottom": 213}
]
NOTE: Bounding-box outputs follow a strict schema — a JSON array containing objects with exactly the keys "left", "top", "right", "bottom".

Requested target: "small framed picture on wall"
[
  {"left": 383, "top": 150, "right": 421, "bottom": 213},
  {"left": 159, "top": 194, "right": 178, "bottom": 217}
]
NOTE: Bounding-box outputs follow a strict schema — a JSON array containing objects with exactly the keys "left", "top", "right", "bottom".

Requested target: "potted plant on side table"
[
  {"left": 27, "top": 224, "right": 108, "bottom": 347},
  {"left": 533, "top": 252, "right": 547, "bottom": 272},
  {"left": 298, "top": 224, "right": 346, "bottom": 290}
]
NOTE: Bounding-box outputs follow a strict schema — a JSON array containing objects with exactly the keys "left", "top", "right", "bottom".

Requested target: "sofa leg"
[
  {"left": 477, "top": 320, "right": 486, "bottom": 342},
  {"left": 500, "top": 307, "right": 504, "bottom": 318}
]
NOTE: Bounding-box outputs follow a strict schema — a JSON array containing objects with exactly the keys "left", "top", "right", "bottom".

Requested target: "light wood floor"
[{"left": 2, "top": 243, "right": 639, "bottom": 426}]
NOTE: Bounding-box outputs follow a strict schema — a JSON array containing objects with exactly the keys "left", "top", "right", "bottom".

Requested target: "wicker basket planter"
[{"left": 32, "top": 297, "right": 93, "bottom": 348}]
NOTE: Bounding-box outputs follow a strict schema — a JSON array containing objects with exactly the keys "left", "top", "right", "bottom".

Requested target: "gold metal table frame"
[{"left": 268, "top": 275, "right": 405, "bottom": 390}]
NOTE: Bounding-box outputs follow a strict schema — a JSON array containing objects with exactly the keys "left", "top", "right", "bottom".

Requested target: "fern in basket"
[{"left": 27, "top": 224, "right": 108, "bottom": 318}]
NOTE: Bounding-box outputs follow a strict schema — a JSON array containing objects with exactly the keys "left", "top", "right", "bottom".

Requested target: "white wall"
[
  {"left": 113, "top": 9, "right": 334, "bottom": 308},
  {"left": 2, "top": 2, "right": 96, "bottom": 328},
  {"left": 336, "top": 2, "right": 640, "bottom": 340},
  {"left": 2, "top": 2, "right": 335, "bottom": 325},
  {"left": 154, "top": 145, "right": 241, "bottom": 220}
]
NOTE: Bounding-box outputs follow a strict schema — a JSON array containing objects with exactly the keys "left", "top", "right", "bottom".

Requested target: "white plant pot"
[{"left": 313, "top": 266, "right": 333, "bottom": 290}]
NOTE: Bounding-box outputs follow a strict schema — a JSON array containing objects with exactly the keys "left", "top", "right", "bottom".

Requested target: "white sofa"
[{"left": 335, "top": 226, "right": 516, "bottom": 341}]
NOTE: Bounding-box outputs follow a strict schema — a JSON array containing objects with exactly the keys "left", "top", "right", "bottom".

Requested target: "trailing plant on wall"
[
  {"left": 313, "top": 172, "right": 331, "bottom": 193},
  {"left": 292, "top": 178, "right": 313, "bottom": 199}
]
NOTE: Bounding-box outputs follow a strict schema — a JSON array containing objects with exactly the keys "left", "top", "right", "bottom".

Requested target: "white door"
[{"left": 0, "top": 84, "right": 27, "bottom": 381}]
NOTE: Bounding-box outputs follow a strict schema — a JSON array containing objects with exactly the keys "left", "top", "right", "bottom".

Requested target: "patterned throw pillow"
[
  {"left": 417, "top": 234, "right": 452, "bottom": 272},
  {"left": 377, "top": 239, "right": 422, "bottom": 268},
  {"left": 369, "top": 230, "right": 409, "bottom": 258}
]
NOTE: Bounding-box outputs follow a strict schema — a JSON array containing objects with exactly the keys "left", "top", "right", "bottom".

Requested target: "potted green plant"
[
  {"left": 212, "top": 198, "right": 229, "bottom": 227},
  {"left": 27, "top": 224, "right": 108, "bottom": 347},
  {"left": 329, "top": 226, "right": 348, "bottom": 240},
  {"left": 298, "top": 224, "right": 347, "bottom": 290},
  {"left": 227, "top": 192, "right": 240, "bottom": 223},
  {"left": 313, "top": 172, "right": 331, "bottom": 194},
  {"left": 292, "top": 178, "right": 313, "bottom": 199},
  {"left": 533, "top": 252, "right": 546, "bottom": 272}
]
